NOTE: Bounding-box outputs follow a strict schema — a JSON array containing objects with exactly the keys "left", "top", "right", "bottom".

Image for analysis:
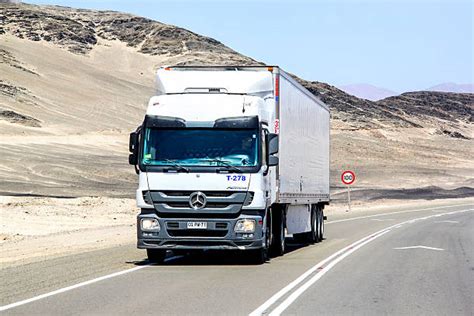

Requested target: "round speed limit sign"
[{"left": 341, "top": 170, "right": 356, "bottom": 185}]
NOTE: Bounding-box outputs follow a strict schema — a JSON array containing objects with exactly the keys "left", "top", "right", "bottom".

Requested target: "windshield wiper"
[
  {"left": 204, "top": 157, "right": 243, "bottom": 173},
  {"left": 163, "top": 159, "right": 190, "bottom": 173}
]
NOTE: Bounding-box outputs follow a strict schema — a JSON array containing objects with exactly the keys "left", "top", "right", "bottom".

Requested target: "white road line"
[
  {"left": 248, "top": 230, "right": 388, "bottom": 316},
  {"left": 326, "top": 204, "right": 472, "bottom": 224},
  {"left": 370, "top": 218, "right": 395, "bottom": 221},
  {"left": 394, "top": 246, "right": 444, "bottom": 251},
  {"left": 0, "top": 255, "right": 183, "bottom": 312},
  {"left": 251, "top": 208, "right": 473, "bottom": 315},
  {"left": 268, "top": 231, "right": 392, "bottom": 316},
  {"left": 434, "top": 220, "right": 459, "bottom": 224}
]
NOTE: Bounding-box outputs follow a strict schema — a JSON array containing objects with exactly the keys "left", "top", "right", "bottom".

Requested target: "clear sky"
[{"left": 27, "top": 0, "right": 473, "bottom": 92}]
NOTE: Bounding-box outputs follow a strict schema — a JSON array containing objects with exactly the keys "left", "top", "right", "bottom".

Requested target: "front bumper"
[{"left": 137, "top": 214, "right": 264, "bottom": 250}]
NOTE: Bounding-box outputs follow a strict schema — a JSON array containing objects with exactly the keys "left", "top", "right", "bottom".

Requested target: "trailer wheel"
[
  {"left": 315, "top": 205, "right": 323, "bottom": 243},
  {"left": 310, "top": 205, "right": 322, "bottom": 244},
  {"left": 270, "top": 208, "right": 286, "bottom": 256},
  {"left": 147, "top": 249, "right": 166, "bottom": 264},
  {"left": 318, "top": 207, "right": 325, "bottom": 241}
]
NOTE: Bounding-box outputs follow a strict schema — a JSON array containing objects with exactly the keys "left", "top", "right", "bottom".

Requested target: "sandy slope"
[
  {"left": 1, "top": 35, "right": 158, "bottom": 135},
  {"left": 331, "top": 127, "right": 474, "bottom": 190},
  {"left": 0, "top": 36, "right": 158, "bottom": 196}
]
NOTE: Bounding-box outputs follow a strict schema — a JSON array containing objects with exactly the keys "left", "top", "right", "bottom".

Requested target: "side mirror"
[
  {"left": 266, "top": 133, "right": 279, "bottom": 168},
  {"left": 268, "top": 133, "right": 279, "bottom": 155},
  {"left": 129, "top": 132, "right": 139, "bottom": 153},
  {"left": 129, "top": 130, "right": 140, "bottom": 167},
  {"left": 268, "top": 155, "right": 279, "bottom": 167},
  {"left": 129, "top": 153, "right": 138, "bottom": 165}
]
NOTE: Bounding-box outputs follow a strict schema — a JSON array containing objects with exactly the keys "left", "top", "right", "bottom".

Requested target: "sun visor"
[
  {"left": 144, "top": 115, "right": 258, "bottom": 129},
  {"left": 213, "top": 116, "right": 259, "bottom": 129},
  {"left": 144, "top": 115, "right": 186, "bottom": 128}
]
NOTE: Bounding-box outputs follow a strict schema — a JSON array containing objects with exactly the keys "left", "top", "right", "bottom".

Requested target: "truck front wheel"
[
  {"left": 147, "top": 249, "right": 166, "bottom": 264},
  {"left": 270, "top": 207, "right": 286, "bottom": 256},
  {"left": 248, "top": 221, "right": 270, "bottom": 264}
]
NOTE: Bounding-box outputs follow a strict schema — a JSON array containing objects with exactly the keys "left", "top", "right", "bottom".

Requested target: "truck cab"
[{"left": 129, "top": 66, "right": 329, "bottom": 264}]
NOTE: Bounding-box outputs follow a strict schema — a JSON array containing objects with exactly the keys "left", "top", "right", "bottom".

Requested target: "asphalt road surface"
[{"left": 1, "top": 202, "right": 473, "bottom": 315}]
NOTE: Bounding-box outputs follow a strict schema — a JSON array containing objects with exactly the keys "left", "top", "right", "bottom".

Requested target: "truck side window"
[{"left": 262, "top": 129, "right": 268, "bottom": 166}]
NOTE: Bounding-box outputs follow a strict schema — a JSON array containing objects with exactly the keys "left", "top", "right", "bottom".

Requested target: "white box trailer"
[
  {"left": 277, "top": 71, "right": 330, "bottom": 202},
  {"left": 129, "top": 66, "right": 330, "bottom": 264},
  {"left": 276, "top": 71, "right": 330, "bottom": 234}
]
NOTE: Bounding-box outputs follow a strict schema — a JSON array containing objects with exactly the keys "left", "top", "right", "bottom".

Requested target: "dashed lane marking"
[{"left": 370, "top": 218, "right": 395, "bottom": 221}]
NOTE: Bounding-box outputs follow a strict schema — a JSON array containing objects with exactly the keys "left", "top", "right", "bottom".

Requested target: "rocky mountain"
[
  {"left": 297, "top": 80, "right": 422, "bottom": 130},
  {"left": 0, "top": 2, "right": 472, "bottom": 198},
  {"left": 0, "top": 3, "right": 258, "bottom": 61},
  {"left": 338, "top": 83, "right": 398, "bottom": 101},
  {"left": 379, "top": 91, "right": 473, "bottom": 124}
]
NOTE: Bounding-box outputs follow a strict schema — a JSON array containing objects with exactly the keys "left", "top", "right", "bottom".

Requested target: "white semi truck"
[{"left": 129, "top": 66, "right": 330, "bottom": 264}]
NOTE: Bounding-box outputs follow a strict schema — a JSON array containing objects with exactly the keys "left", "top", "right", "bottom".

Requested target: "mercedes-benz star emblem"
[{"left": 189, "top": 191, "right": 207, "bottom": 210}]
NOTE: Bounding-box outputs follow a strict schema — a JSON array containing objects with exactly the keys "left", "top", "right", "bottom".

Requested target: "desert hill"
[
  {"left": 378, "top": 91, "right": 473, "bottom": 137},
  {"left": 0, "top": 2, "right": 473, "bottom": 199}
]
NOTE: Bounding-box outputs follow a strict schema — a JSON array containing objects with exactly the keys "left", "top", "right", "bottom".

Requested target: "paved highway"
[{"left": 1, "top": 203, "right": 472, "bottom": 315}]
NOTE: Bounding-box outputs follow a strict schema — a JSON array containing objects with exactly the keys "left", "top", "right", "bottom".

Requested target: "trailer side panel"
[{"left": 277, "top": 72, "right": 330, "bottom": 204}]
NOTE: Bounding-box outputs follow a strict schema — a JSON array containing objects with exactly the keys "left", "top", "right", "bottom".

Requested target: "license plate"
[{"left": 187, "top": 221, "right": 207, "bottom": 229}]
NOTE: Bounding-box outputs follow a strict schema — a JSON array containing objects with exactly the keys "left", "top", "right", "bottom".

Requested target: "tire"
[
  {"left": 147, "top": 249, "right": 167, "bottom": 264},
  {"left": 318, "top": 208, "right": 325, "bottom": 241},
  {"left": 310, "top": 205, "right": 322, "bottom": 244},
  {"left": 247, "top": 220, "right": 270, "bottom": 264},
  {"left": 270, "top": 207, "right": 286, "bottom": 256}
]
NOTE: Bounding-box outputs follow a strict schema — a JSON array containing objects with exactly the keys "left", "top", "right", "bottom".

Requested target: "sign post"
[{"left": 341, "top": 170, "right": 356, "bottom": 212}]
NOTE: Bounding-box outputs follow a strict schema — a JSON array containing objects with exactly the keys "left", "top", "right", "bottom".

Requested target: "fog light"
[
  {"left": 234, "top": 219, "right": 256, "bottom": 233},
  {"left": 141, "top": 218, "right": 160, "bottom": 231}
]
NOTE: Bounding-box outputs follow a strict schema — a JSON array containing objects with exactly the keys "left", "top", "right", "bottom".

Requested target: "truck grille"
[
  {"left": 145, "top": 190, "right": 252, "bottom": 218},
  {"left": 163, "top": 191, "right": 233, "bottom": 197}
]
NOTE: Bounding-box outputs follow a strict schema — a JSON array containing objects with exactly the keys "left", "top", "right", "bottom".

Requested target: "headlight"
[
  {"left": 141, "top": 218, "right": 160, "bottom": 231},
  {"left": 234, "top": 219, "right": 256, "bottom": 233}
]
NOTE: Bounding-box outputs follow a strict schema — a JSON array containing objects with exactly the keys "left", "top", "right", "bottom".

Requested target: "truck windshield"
[{"left": 142, "top": 128, "right": 259, "bottom": 167}]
